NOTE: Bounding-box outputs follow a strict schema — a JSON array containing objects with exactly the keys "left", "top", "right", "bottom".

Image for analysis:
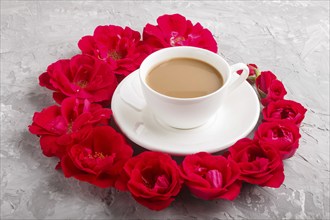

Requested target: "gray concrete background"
[{"left": 1, "top": 1, "right": 329, "bottom": 219}]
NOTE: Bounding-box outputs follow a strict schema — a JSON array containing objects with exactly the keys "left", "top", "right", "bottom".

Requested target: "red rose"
[
  {"left": 39, "top": 54, "right": 117, "bottom": 105},
  {"left": 261, "top": 80, "right": 287, "bottom": 106},
  {"left": 143, "top": 14, "right": 217, "bottom": 53},
  {"left": 256, "top": 71, "right": 277, "bottom": 94},
  {"left": 254, "top": 122, "right": 301, "bottom": 159},
  {"left": 237, "top": 63, "right": 259, "bottom": 84},
  {"left": 115, "top": 151, "right": 183, "bottom": 211},
  {"left": 228, "top": 138, "right": 284, "bottom": 187},
  {"left": 61, "top": 126, "right": 133, "bottom": 188},
  {"left": 78, "top": 25, "right": 149, "bottom": 81},
  {"left": 256, "top": 71, "right": 287, "bottom": 106},
  {"left": 262, "top": 99, "right": 307, "bottom": 126},
  {"left": 28, "top": 97, "right": 111, "bottom": 158},
  {"left": 180, "top": 152, "right": 242, "bottom": 200}
]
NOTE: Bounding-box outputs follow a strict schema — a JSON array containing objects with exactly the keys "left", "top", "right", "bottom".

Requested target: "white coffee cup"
[{"left": 139, "top": 46, "right": 249, "bottom": 129}]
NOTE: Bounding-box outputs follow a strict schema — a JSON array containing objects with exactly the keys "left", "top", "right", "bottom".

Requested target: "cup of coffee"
[{"left": 139, "top": 46, "right": 249, "bottom": 129}]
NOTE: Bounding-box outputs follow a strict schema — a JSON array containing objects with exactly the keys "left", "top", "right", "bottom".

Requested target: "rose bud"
[
  {"left": 236, "top": 63, "right": 260, "bottom": 84},
  {"left": 254, "top": 121, "right": 301, "bottom": 159},
  {"left": 115, "top": 151, "right": 183, "bottom": 211},
  {"left": 255, "top": 71, "right": 287, "bottom": 106},
  {"left": 262, "top": 99, "right": 307, "bottom": 126},
  {"left": 255, "top": 71, "right": 277, "bottom": 96},
  {"left": 228, "top": 138, "right": 285, "bottom": 187},
  {"left": 180, "top": 152, "right": 242, "bottom": 200},
  {"left": 261, "top": 80, "right": 287, "bottom": 106}
]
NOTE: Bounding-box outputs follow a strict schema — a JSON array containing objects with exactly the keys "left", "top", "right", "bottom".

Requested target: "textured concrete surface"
[{"left": 1, "top": 1, "right": 329, "bottom": 219}]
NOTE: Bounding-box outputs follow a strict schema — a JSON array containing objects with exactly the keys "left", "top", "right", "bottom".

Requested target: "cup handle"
[{"left": 227, "top": 63, "right": 249, "bottom": 94}]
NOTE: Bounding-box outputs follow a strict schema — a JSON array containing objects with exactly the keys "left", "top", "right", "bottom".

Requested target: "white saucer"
[{"left": 111, "top": 70, "right": 260, "bottom": 156}]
